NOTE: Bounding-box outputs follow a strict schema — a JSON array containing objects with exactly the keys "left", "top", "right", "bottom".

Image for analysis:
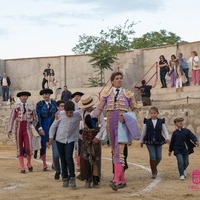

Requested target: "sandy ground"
[{"left": 0, "top": 142, "right": 200, "bottom": 200}]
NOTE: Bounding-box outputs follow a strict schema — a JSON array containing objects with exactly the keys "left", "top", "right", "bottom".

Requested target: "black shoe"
[
  {"left": 118, "top": 183, "right": 127, "bottom": 189},
  {"left": 43, "top": 167, "right": 48, "bottom": 171},
  {"left": 109, "top": 181, "right": 118, "bottom": 191},
  {"left": 184, "top": 81, "right": 190, "bottom": 86},
  {"left": 63, "top": 178, "right": 69, "bottom": 188},
  {"left": 54, "top": 172, "right": 60, "bottom": 180},
  {"left": 20, "top": 170, "right": 26, "bottom": 174},
  {"left": 28, "top": 166, "right": 33, "bottom": 172}
]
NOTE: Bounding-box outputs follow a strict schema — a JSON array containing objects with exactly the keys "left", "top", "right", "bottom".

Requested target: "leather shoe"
[
  {"left": 54, "top": 172, "right": 60, "bottom": 180},
  {"left": 20, "top": 170, "right": 26, "bottom": 174},
  {"left": 28, "top": 166, "right": 33, "bottom": 172},
  {"left": 109, "top": 181, "right": 118, "bottom": 191},
  {"left": 43, "top": 167, "right": 48, "bottom": 171},
  {"left": 118, "top": 183, "right": 126, "bottom": 189}
]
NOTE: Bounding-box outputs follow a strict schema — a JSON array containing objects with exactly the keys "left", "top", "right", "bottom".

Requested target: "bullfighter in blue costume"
[{"left": 36, "top": 88, "right": 57, "bottom": 170}]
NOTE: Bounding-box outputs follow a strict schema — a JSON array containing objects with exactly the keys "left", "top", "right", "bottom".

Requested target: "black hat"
[
  {"left": 84, "top": 114, "right": 98, "bottom": 129},
  {"left": 39, "top": 88, "right": 53, "bottom": 95},
  {"left": 17, "top": 91, "right": 31, "bottom": 97},
  {"left": 71, "top": 92, "right": 84, "bottom": 99}
]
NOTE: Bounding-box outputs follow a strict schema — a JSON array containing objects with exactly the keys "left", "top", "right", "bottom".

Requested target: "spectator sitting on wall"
[{"left": 135, "top": 80, "right": 152, "bottom": 106}]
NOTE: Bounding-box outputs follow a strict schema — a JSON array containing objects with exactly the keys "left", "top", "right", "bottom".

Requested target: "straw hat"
[{"left": 78, "top": 94, "right": 98, "bottom": 109}]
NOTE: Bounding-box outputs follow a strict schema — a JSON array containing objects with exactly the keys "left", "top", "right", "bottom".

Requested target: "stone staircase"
[{"left": 150, "top": 85, "right": 200, "bottom": 106}]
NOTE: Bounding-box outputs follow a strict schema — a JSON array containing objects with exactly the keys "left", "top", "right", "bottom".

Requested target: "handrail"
[
  {"left": 98, "top": 66, "right": 119, "bottom": 99},
  {"left": 132, "top": 62, "right": 158, "bottom": 98},
  {"left": 98, "top": 62, "right": 158, "bottom": 100}
]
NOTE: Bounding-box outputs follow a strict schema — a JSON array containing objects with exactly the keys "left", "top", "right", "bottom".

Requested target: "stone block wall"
[
  {"left": 0, "top": 106, "right": 15, "bottom": 145},
  {"left": 1, "top": 102, "right": 200, "bottom": 145}
]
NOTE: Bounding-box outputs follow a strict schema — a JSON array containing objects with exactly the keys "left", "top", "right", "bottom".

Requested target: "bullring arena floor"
[{"left": 0, "top": 142, "right": 200, "bottom": 200}]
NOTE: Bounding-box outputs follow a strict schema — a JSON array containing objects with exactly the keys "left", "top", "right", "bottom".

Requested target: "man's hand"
[
  {"left": 48, "top": 139, "right": 53, "bottom": 148},
  {"left": 119, "top": 115, "right": 125, "bottom": 123},
  {"left": 39, "top": 129, "right": 45, "bottom": 136},
  {"left": 165, "top": 139, "right": 170, "bottom": 144},
  {"left": 195, "top": 141, "right": 199, "bottom": 147},
  {"left": 55, "top": 112, "right": 59, "bottom": 120},
  {"left": 93, "top": 137, "right": 99, "bottom": 144}
]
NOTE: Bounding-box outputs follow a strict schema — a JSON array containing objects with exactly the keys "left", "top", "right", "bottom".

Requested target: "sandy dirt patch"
[{"left": 0, "top": 142, "right": 200, "bottom": 200}]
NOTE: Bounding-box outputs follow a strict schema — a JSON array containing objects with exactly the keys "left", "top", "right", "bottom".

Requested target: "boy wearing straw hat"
[{"left": 78, "top": 94, "right": 106, "bottom": 188}]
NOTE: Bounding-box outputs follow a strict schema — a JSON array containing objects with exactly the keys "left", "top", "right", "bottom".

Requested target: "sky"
[{"left": 0, "top": 0, "right": 200, "bottom": 59}]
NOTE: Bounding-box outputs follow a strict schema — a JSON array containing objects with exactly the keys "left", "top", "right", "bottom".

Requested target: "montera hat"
[
  {"left": 71, "top": 91, "right": 84, "bottom": 99},
  {"left": 17, "top": 91, "right": 31, "bottom": 97},
  {"left": 173, "top": 116, "right": 184, "bottom": 123},
  {"left": 78, "top": 94, "right": 98, "bottom": 109},
  {"left": 39, "top": 88, "right": 53, "bottom": 95}
]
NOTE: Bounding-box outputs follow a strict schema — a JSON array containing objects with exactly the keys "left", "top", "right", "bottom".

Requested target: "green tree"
[
  {"left": 132, "top": 29, "right": 183, "bottom": 49},
  {"left": 72, "top": 20, "right": 136, "bottom": 87},
  {"left": 72, "top": 20, "right": 136, "bottom": 54}
]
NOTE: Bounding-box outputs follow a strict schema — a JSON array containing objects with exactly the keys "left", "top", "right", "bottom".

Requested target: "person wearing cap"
[
  {"left": 71, "top": 91, "right": 84, "bottom": 172},
  {"left": 7, "top": 91, "right": 38, "bottom": 173},
  {"left": 35, "top": 88, "right": 57, "bottom": 171},
  {"left": 169, "top": 116, "right": 199, "bottom": 180},
  {"left": 91, "top": 71, "right": 140, "bottom": 191},
  {"left": 77, "top": 94, "right": 106, "bottom": 188}
]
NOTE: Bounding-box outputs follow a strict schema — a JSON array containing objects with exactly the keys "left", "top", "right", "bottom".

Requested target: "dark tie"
[
  {"left": 114, "top": 89, "right": 120, "bottom": 102},
  {"left": 23, "top": 103, "right": 26, "bottom": 114},
  {"left": 48, "top": 103, "right": 51, "bottom": 109}
]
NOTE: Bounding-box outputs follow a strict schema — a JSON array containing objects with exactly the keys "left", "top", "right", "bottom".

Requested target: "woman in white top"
[{"left": 188, "top": 51, "right": 200, "bottom": 85}]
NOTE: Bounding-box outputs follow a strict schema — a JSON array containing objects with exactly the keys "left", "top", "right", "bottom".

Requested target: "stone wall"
[
  {"left": 0, "top": 106, "right": 15, "bottom": 145},
  {"left": 2, "top": 41, "right": 200, "bottom": 93},
  {"left": 138, "top": 103, "right": 200, "bottom": 138},
  {"left": 1, "top": 103, "right": 200, "bottom": 145}
]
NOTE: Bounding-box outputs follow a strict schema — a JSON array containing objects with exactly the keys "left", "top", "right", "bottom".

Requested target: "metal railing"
[
  {"left": 152, "top": 96, "right": 200, "bottom": 104},
  {"left": 131, "top": 62, "right": 158, "bottom": 98}
]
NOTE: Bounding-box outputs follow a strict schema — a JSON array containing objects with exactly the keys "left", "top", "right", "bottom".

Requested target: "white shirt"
[
  {"left": 2, "top": 78, "right": 8, "bottom": 86},
  {"left": 112, "top": 87, "right": 122, "bottom": 95}
]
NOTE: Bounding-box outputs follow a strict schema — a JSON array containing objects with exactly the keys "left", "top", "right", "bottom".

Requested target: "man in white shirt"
[{"left": 0, "top": 72, "right": 11, "bottom": 101}]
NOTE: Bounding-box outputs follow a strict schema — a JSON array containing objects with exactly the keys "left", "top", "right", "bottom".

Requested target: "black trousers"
[{"left": 42, "top": 78, "right": 48, "bottom": 89}]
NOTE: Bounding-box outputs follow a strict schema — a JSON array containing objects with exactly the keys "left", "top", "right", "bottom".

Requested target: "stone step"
[{"left": 151, "top": 85, "right": 200, "bottom": 102}]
